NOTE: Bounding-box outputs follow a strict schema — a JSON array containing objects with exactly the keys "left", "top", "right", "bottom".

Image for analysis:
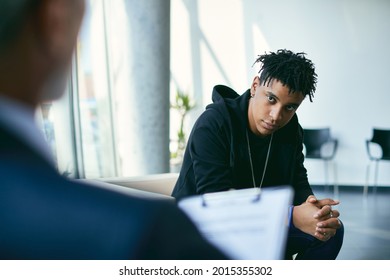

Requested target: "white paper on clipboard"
[{"left": 178, "top": 186, "right": 294, "bottom": 260}]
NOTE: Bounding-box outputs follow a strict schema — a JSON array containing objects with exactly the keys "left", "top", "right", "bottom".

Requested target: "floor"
[{"left": 311, "top": 185, "right": 390, "bottom": 260}]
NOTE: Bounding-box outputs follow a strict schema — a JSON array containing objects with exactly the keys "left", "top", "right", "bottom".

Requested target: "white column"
[{"left": 116, "top": 0, "right": 170, "bottom": 176}]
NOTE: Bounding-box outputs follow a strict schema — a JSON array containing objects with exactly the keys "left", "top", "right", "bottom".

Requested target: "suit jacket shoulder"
[{"left": 0, "top": 124, "right": 226, "bottom": 260}]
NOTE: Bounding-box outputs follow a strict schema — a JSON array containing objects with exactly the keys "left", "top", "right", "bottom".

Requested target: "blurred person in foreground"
[{"left": 0, "top": 0, "right": 226, "bottom": 260}]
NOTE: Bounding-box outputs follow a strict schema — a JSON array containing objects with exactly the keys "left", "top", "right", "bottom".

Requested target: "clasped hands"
[{"left": 292, "top": 195, "right": 341, "bottom": 242}]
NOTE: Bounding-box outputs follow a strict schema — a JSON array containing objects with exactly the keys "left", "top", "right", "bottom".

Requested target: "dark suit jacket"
[{"left": 0, "top": 124, "right": 226, "bottom": 259}]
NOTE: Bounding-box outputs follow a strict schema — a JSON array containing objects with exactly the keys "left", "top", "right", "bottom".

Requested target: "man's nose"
[{"left": 269, "top": 106, "right": 283, "bottom": 122}]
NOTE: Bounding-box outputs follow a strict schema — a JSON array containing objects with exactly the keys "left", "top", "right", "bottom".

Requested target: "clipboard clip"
[{"left": 201, "top": 187, "right": 261, "bottom": 207}]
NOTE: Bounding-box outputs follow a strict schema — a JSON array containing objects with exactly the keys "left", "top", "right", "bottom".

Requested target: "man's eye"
[
  {"left": 286, "top": 105, "right": 296, "bottom": 111},
  {"left": 267, "top": 95, "right": 275, "bottom": 102}
]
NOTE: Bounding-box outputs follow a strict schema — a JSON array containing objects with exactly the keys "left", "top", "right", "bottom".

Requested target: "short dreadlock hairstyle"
[{"left": 253, "top": 49, "right": 317, "bottom": 102}]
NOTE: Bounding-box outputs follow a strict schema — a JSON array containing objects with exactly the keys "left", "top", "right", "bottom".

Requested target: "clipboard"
[{"left": 178, "top": 186, "right": 294, "bottom": 260}]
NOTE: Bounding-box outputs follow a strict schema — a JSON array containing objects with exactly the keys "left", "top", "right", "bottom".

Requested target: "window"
[{"left": 37, "top": 0, "right": 173, "bottom": 179}]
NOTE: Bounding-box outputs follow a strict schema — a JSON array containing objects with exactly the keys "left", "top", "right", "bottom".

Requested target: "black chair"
[
  {"left": 302, "top": 128, "right": 339, "bottom": 196},
  {"left": 364, "top": 128, "right": 390, "bottom": 196}
]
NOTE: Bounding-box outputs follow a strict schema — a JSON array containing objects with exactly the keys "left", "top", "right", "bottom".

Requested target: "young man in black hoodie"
[{"left": 172, "top": 49, "right": 344, "bottom": 259}]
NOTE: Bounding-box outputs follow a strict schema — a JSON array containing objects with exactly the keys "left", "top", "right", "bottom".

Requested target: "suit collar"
[{"left": 0, "top": 95, "right": 55, "bottom": 165}]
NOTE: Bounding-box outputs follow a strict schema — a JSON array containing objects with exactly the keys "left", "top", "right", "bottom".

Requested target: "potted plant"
[{"left": 170, "top": 89, "right": 195, "bottom": 172}]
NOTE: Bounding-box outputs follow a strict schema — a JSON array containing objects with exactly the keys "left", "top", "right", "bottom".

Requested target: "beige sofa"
[{"left": 78, "top": 173, "right": 178, "bottom": 201}]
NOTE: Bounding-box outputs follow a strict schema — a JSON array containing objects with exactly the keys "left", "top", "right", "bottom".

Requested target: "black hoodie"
[{"left": 172, "top": 85, "right": 313, "bottom": 205}]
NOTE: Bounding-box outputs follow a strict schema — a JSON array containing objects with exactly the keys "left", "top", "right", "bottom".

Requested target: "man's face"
[
  {"left": 39, "top": 0, "right": 86, "bottom": 102},
  {"left": 247, "top": 76, "right": 304, "bottom": 137}
]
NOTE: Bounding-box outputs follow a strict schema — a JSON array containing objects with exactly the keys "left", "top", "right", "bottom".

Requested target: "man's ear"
[{"left": 250, "top": 76, "right": 260, "bottom": 95}]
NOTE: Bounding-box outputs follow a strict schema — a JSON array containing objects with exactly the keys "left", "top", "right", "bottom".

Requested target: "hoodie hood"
[
  {"left": 211, "top": 85, "right": 240, "bottom": 103},
  {"left": 208, "top": 84, "right": 251, "bottom": 134},
  {"left": 205, "top": 85, "right": 251, "bottom": 168}
]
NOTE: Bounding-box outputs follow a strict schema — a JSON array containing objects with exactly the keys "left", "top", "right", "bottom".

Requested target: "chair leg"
[
  {"left": 332, "top": 161, "right": 339, "bottom": 199},
  {"left": 364, "top": 161, "right": 371, "bottom": 197},
  {"left": 373, "top": 160, "right": 379, "bottom": 195},
  {"left": 324, "top": 160, "right": 329, "bottom": 194}
]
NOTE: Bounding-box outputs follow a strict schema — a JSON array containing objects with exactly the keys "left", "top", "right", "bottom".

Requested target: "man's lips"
[{"left": 262, "top": 121, "right": 278, "bottom": 130}]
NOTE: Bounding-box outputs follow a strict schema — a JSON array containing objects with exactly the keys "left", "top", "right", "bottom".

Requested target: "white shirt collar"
[{"left": 0, "top": 95, "right": 55, "bottom": 165}]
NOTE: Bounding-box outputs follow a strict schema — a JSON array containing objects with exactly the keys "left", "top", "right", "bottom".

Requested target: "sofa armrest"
[
  {"left": 93, "top": 173, "right": 179, "bottom": 196},
  {"left": 77, "top": 178, "right": 175, "bottom": 201}
]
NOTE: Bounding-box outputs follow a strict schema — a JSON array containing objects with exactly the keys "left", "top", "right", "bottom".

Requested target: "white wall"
[{"left": 170, "top": 0, "right": 390, "bottom": 186}]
